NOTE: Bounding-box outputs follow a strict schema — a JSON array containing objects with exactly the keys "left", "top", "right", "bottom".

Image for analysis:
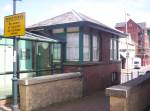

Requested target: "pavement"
[
  {"left": 33, "top": 91, "right": 109, "bottom": 111},
  {"left": 0, "top": 105, "right": 11, "bottom": 111},
  {"left": 0, "top": 91, "right": 109, "bottom": 111}
]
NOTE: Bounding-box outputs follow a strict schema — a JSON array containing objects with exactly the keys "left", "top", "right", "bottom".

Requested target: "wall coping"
[
  {"left": 106, "top": 85, "right": 130, "bottom": 98},
  {"left": 106, "top": 73, "right": 150, "bottom": 98},
  {"left": 19, "top": 72, "right": 81, "bottom": 86}
]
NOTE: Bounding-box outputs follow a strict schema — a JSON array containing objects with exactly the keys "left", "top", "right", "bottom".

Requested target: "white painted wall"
[{"left": 119, "top": 35, "right": 136, "bottom": 69}]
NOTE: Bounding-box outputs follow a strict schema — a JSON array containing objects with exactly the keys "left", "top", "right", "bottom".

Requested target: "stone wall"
[
  {"left": 106, "top": 73, "right": 150, "bottom": 111},
  {"left": 19, "top": 72, "right": 83, "bottom": 111}
]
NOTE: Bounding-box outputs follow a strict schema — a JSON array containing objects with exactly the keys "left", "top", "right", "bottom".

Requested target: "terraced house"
[{"left": 26, "top": 11, "right": 127, "bottom": 95}]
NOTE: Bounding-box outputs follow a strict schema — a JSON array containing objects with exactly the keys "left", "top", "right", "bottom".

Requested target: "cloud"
[{"left": 3, "top": 4, "right": 12, "bottom": 12}]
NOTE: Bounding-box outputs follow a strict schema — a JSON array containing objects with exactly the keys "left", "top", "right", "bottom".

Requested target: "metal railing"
[{"left": 121, "top": 71, "right": 145, "bottom": 83}]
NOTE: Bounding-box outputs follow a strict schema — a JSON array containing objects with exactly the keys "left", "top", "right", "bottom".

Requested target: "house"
[
  {"left": 27, "top": 11, "right": 126, "bottom": 95},
  {"left": 116, "top": 19, "right": 150, "bottom": 66}
]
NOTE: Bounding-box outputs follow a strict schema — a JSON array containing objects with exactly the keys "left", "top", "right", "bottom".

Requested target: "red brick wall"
[{"left": 64, "top": 63, "right": 121, "bottom": 96}]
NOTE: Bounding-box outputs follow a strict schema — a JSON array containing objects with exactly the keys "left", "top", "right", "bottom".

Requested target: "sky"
[{"left": 0, "top": 0, "right": 150, "bottom": 34}]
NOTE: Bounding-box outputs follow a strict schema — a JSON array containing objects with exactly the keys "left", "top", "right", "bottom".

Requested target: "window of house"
[
  {"left": 112, "top": 72, "right": 118, "bottom": 82},
  {"left": 93, "top": 35, "right": 99, "bottom": 61},
  {"left": 66, "top": 33, "right": 79, "bottom": 61},
  {"left": 110, "top": 37, "right": 118, "bottom": 60},
  {"left": 83, "top": 34, "right": 90, "bottom": 61}
]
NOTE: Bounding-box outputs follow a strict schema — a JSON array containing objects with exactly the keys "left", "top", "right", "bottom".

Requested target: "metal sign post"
[
  {"left": 12, "top": 0, "right": 19, "bottom": 110},
  {"left": 4, "top": 0, "right": 24, "bottom": 110},
  {"left": 4, "top": 1, "right": 24, "bottom": 110}
]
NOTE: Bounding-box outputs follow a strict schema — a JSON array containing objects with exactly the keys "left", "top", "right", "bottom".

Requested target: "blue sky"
[{"left": 0, "top": 0, "right": 150, "bottom": 34}]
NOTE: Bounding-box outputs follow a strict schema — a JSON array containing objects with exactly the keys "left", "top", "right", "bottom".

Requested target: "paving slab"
[
  {"left": 33, "top": 90, "right": 109, "bottom": 111},
  {"left": 0, "top": 91, "right": 109, "bottom": 111},
  {"left": 0, "top": 105, "right": 11, "bottom": 111}
]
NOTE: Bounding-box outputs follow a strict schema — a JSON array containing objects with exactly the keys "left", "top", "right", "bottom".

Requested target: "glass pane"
[
  {"left": 19, "top": 40, "right": 33, "bottom": 71},
  {"left": 0, "top": 38, "right": 13, "bottom": 45},
  {"left": 0, "top": 38, "right": 13, "bottom": 73},
  {"left": 37, "top": 42, "right": 50, "bottom": 70},
  {"left": 110, "top": 38, "right": 118, "bottom": 60},
  {"left": 36, "top": 42, "right": 51, "bottom": 76},
  {"left": 67, "top": 33, "right": 79, "bottom": 61},
  {"left": 114, "top": 39, "right": 118, "bottom": 60},
  {"left": 52, "top": 43, "right": 61, "bottom": 62},
  {"left": 110, "top": 39, "right": 113, "bottom": 60},
  {"left": 93, "top": 35, "right": 99, "bottom": 61},
  {"left": 83, "top": 34, "right": 90, "bottom": 61},
  {"left": 0, "top": 74, "right": 12, "bottom": 99},
  {"left": 0, "top": 46, "right": 5, "bottom": 73}
]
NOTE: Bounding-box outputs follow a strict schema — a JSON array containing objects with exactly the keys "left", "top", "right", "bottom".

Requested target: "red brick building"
[
  {"left": 116, "top": 19, "right": 150, "bottom": 66},
  {"left": 27, "top": 11, "right": 126, "bottom": 95}
]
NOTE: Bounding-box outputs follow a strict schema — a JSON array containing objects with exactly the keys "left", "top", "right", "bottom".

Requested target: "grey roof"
[
  {"left": 137, "top": 22, "right": 146, "bottom": 29},
  {"left": 28, "top": 11, "right": 80, "bottom": 28},
  {"left": 115, "top": 22, "right": 126, "bottom": 28},
  {"left": 29, "top": 11, "right": 109, "bottom": 29},
  {"left": 0, "top": 32, "right": 58, "bottom": 42},
  {"left": 21, "top": 32, "right": 57, "bottom": 42},
  {"left": 115, "top": 20, "right": 146, "bottom": 30},
  {"left": 28, "top": 11, "right": 126, "bottom": 37}
]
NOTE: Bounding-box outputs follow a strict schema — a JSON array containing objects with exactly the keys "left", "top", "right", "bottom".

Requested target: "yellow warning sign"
[{"left": 4, "top": 12, "right": 25, "bottom": 37}]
